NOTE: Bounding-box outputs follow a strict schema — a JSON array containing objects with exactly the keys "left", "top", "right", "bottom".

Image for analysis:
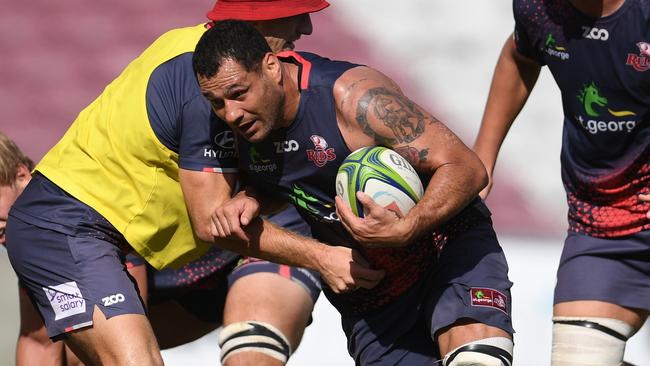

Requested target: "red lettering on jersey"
[
  {"left": 626, "top": 54, "right": 650, "bottom": 72},
  {"left": 306, "top": 135, "right": 336, "bottom": 167}
]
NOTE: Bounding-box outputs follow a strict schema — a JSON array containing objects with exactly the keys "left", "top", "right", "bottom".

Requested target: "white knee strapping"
[
  {"left": 443, "top": 337, "right": 513, "bottom": 366},
  {"left": 552, "top": 316, "right": 634, "bottom": 366},
  {"left": 218, "top": 321, "right": 292, "bottom": 365}
]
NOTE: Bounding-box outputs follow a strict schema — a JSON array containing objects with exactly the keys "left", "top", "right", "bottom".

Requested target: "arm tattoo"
[
  {"left": 394, "top": 146, "right": 429, "bottom": 166},
  {"left": 355, "top": 87, "right": 431, "bottom": 145},
  {"left": 340, "top": 78, "right": 369, "bottom": 109}
]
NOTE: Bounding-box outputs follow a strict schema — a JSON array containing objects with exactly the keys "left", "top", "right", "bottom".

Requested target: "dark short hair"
[{"left": 193, "top": 20, "right": 272, "bottom": 79}]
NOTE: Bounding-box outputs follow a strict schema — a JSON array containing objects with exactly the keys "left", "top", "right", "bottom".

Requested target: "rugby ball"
[{"left": 335, "top": 146, "right": 424, "bottom": 218}]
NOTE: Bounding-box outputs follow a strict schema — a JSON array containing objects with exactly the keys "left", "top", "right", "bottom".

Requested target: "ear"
[
  {"left": 14, "top": 164, "right": 31, "bottom": 189},
  {"left": 262, "top": 52, "right": 282, "bottom": 83}
]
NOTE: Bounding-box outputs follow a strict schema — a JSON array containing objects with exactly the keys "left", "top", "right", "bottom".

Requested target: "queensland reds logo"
[
  {"left": 306, "top": 135, "right": 336, "bottom": 167},
  {"left": 626, "top": 42, "right": 650, "bottom": 71}
]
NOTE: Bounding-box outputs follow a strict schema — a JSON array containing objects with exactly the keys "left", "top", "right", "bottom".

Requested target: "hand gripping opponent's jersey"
[
  {"left": 19, "top": 24, "right": 238, "bottom": 269},
  {"left": 514, "top": 0, "right": 650, "bottom": 237},
  {"left": 238, "top": 51, "right": 489, "bottom": 316}
]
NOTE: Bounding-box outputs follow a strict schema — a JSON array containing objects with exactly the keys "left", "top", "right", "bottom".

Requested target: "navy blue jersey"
[
  {"left": 238, "top": 51, "right": 487, "bottom": 316},
  {"left": 237, "top": 52, "right": 358, "bottom": 244},
  {"left": 147, "top": 52, "right": 237, "bottom": 173},
  {"left": 514, "top": 0, "right": 650, "bottom": 237}
]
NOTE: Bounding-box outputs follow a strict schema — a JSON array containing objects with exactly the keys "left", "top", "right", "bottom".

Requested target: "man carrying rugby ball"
[{"left": 195, "top": 20, "right": 514, "bottom": 366}]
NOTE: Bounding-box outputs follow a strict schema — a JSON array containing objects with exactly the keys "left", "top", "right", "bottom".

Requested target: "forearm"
[
  {"left": 474, "top": 36, "right": 541, "bottom": 176},
  {"left": 210, "top": 195, "right": 385, "bottom": 292},
  {"left": 239, "top": 185, "right": 288, "bottom": 215},
  {"left": 180, "top": 169, "right": 238, "bottom": 242},
  {"left": 214, "top": 217, "right": 329, "bottom": 272},
  {"left": 407, "top": 155, "right": 487, "bottom": 239}
]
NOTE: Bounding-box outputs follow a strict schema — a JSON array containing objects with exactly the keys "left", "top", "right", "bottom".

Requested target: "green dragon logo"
[
  {"left": 577, "top": 82, "right": 636, "bottom": 118},
  {"left": 475, "top": 290, "right": 485, "bottom": 299}
]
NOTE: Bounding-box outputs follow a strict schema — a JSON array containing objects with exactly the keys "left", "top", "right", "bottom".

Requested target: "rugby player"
[
  {"left": 4, "top": 1, "right": 334, "bottom": 365},
  {"left": 473, "top": 0, "right": 650, "bottom": 364},
  {"left": 194, "top": 20, "right": 515, "bottom": 366}
]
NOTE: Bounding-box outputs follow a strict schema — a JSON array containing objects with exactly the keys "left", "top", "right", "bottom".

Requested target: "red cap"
[{"left": 207, "top": 0, "right": 329, "bottom": 21}]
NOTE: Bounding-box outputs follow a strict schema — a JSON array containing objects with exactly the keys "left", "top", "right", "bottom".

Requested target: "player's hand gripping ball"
[{"left": 335, "top": 146, "right": 424, "bottom": 218}]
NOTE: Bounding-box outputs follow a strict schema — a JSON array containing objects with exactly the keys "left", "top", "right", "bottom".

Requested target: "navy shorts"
[
  {"left": 7, "top": 174, "right": 320, "bottom": 338},
  {"left": 554, "top": 230, "right": 650, "bottom": 310},
  {"left": 341, "top": 218, "right": 513, "bottom": 365},
  {"left": 6, "top": 214, "right": 145, "bottom": 340}
]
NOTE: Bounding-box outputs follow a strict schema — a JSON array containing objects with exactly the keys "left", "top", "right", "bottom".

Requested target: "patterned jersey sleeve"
[{"left": 512, "top": 0, "right": 546, "bottom": 65}]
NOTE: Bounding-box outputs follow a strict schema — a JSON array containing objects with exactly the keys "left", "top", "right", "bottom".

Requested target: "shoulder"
[
  {"left": 513, "top": 0, "right": 554, "bottom": 14},
  {"left": 151, "top": 52, "right": 195, "bottom": 79},
  {"left": 148, "top": 53, "right": 200, "bottom": 98},
  {"left": 513, "top": 0, "right": 536, "bottom": 18},
  {"left": 333, "top": 66, "right": 402, "bottom": 108},
  {"left": 331, "top": 66, "right": 406, "bottom": 142},
  {"left": 513, "top": 0, "right": 566, "bottom": 22},
  {"left": 153, "top": 24, "right": 207, "bottom": 46},
  {"left": 279, "top": 51, "right": 362, "bottom": 90}
]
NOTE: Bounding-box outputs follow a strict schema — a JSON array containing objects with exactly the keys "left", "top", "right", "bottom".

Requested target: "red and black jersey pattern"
[
  {"left": 328, "top": 201, "right": 489, "bottom": 317},
  {"left": 150, "top": 247, "right": 239, "bottom": 292},
  {"left": 514, "top": 0, "right": 650, "bottom": 237},
  {"left": 566, "top": 149, "right": 650, "bottom": 237}
]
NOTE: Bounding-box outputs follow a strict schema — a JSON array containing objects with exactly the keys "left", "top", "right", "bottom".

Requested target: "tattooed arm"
[{"left": 333, "top": 66, "right": 488, "bottom": 247}]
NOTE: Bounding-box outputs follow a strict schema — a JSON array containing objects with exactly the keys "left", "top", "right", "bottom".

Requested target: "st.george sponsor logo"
[
  {"left": 102, "top": 293, "right": 126, "bottom": 306},
  {"left": 43, "top": 281, "right": 86, "bottom": 320},
  {"left": 626, "top": 42, "right": 650, "bottom": 72},
  {"left": 470, "top": 287, "right": 508, "bottom": 314},
  {"left": 576, "top": 81, "right": 637, "bottom": 134},
  {"left": 544, "top": 33, "right": 570, "bottom": 60},
  {"left": 249, "top": 163, "right": 277, "bottom": 173},
  {"left": 248, "top": 145, "right": 277, "bottom": 173},
  {"left": 577, "top": 117, "right": 637, "bottom": 134}
]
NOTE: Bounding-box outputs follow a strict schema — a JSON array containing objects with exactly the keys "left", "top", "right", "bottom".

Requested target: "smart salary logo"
[
  {"left": 43, "top": 281, "right": 86, "bottom": 320},
  {"left": 575, "top": 81, "right": 637, "bottom": 134},
  {"left": 626, "top": 42, "right": 650, "bottom": 72}
]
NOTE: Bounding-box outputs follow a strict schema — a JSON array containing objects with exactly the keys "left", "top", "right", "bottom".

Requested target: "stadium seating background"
[{"left": 2, "top": 1, "right": 648, "bottom": 364}]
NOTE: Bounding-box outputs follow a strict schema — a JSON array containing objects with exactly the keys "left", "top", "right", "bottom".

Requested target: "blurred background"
[{"left": 0, "top": 0, "right": 647, "bottom": 364}]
